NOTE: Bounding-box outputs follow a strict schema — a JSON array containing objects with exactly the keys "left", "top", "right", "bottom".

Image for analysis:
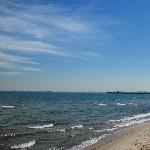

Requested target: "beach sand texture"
[{"left": 86, "top": 123, "right": 150, "bottom": 150}]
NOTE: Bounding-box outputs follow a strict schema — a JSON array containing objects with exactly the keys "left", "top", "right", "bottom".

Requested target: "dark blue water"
[{"left": 0, "top": 92, "right": 150, "bottom": 150}]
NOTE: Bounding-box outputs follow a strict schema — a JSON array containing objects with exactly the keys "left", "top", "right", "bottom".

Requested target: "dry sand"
[{"left": 86, "top": 123, "right": 150, "bottom": 150}]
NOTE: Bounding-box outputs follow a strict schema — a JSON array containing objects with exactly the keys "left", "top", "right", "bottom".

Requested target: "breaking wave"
[
  {"left": 116, "top": 103, "right": 126, "bottom": 106},
  {"left": 28, "top": 124, "right": 53, "bottom": 129},
  {"left": 67, "top": 134, "right": 109, "bottom": 150},
  {"left": 71, "top": 125, "right": 83, "bottom": 129},
  {"left": 11, "top": 140, "right": 35, "bottom": 149},
  {"left": 0, "top": 105, "right": 15, "bottom": 108}
]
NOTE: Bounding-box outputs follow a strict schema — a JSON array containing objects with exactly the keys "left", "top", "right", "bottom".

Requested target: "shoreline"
[{"left": 85, "top": 122, "right": 150, "bottom": 150}]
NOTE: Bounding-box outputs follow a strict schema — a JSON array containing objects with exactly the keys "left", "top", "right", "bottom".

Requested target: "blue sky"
[{"left": 0, "top": 0, "right": 150, "bottom": 91}]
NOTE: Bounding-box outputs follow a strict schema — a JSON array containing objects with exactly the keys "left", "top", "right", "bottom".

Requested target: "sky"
[{"left": 0, "top": 0, "right": 150, "bottom": 91}]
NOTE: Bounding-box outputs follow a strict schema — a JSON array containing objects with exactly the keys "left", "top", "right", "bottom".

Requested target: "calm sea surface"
[{"left": 1, "top": 92, "right": 150, "bottom": 150}]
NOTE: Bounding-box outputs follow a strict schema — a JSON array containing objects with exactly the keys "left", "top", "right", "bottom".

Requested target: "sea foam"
[
  {"left": 28, "top": 124, "right": 53, "bottom": 129},
  {"left": 121, "top": 112, "right": 150, "bottom": 122},
  {"left": 106, "top": 119, "right": 120, "bottom": 123},
  {"left": 96, "top": 127, "right": 118, "bottom": 133},
  {"left": 11, "top": 140, "right": 35, "bottom": 149},
  {"left": 116, "top": 103, "right": 126, "bottom": 106},
  {"left": 112, "top": 112, "right": 150, "bottom": 128},
  {"left": 0, "top": 105, "right": 15, "bottom": 108},
  {"left": 67, "top": 134, "right": 109, "bottom": 150},
  {"left": 56, "top": 129, "right": 65, "bottom": 132},
  {"left": 70, "top": 112, "right": 150, "bottom": 150},
  {"left": 129, "top": 103, "right": 137, "bottom": 105},
  {"left": 92, "top": 101, "right": 106, "bottom": 106},
  {"left": 97, "top": 103, "right": 106, "bottom": 106},
  {"left": 71, "top": 125, "right": 83, "bottom": 129}
]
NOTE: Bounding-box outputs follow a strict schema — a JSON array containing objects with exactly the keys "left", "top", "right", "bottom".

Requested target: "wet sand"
[{"left": 86, "top": 123, "right": 150, "bottom": 150}]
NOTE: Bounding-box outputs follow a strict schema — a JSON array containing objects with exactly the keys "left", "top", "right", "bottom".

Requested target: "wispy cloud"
[
  {"left": 0, "top": 0, "right": 119, "bottom": 76},
  {"left": 0, "top": 0, "right": 111, "bottom": 56},
  {"left": 53, "top": 18, "right": 88, "bottom": 33},
  {"left": 0, "top": 52, "right": 43, "bottom": 73},
  {"left": 0, "top": 1, "right": 87, "bottom": 38},
  {"left": 0, "top": 52, "right": 38, "bottom": 64},
  {"left": 0, "top": 61, "right": 12, "bottom": 68},
  {"left": 0, "top": 35, "right": 70, "bottom": 57},
  {"left": 82, "top": 51, "right": 100, "bottom": 58},
  {"left": 0, "top": 71, "right": 21, "bottom": 76},
  {"left": 0, "top": 35, "right": 103, "bottom": 61},
  {"left": 19, "top": 67, "right": 43, "bottom": 72},
  {"left": 0, "top": 60, "right": 43, "bottom": 73}
]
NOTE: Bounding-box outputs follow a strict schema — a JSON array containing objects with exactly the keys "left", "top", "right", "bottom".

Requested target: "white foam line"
[
  {"left": 67, "top": 134, "right": 109, "bottom": 150},
  {"left": 115, "top": 118, "right": 150, "bottom": 128},
  {"left": 71, "top": 125, "right": 83, "bottom": 129},
  {"left": 92, "top": 102, "right": 106, "bottom": 106},
  {"left": 106, "top": 119, "right": 121, "bottom": 123},
  {"left": 11, "top": 140, "right": 35, "bottom": 149},
  {"left": 129, "top": 103, "right": 137, "bottom": 105},
  {"left": 107, "top": 112, "right": 150, "bottom": 124},
  {"left": 0, "top": 105, "right": 15, "bottom": 108},
  {"left": 97, "top": 103, "right": 106, "bottom": 106},
  {"left": 116, "top": 103, "right": 126, "bottom": 106},
  {"left": 28, "top": 124, "right": 53, "bottom": 129},
  {"left": 96, "top": 127, "right": 118, "bottom": 133},
  {"left": 121, "top": 112, "right": 150, "bottom": 122},
  {"left": 56, "top": 129, "right": 65, "bottom": 132},
  {"left": 69, "top": 112, "right": 150, "bottom": 150}
]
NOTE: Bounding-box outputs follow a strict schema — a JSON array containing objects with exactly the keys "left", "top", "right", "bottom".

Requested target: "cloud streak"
[
  {"left": 19, "top": 67, "right": 44, "bottom": 72},
  {"left": 0, "top": 61, "right": 12, "bottom": 68},
  {"left": 0, "top": 52, "right": 38, "bottom": 64},
  {"left": 0, "top": 35, "right": 70, "bottom": 57},
  {"left": 0, "top": 1, "right": 88, "bottom": 38},
  {"left": 0, "top": 0, "right": 118, "bottom": 77},
  {"left": 53, "top": 18, "right": 88, "bottom": 33},
  {"left": 0, "top": 71, "right": 21, "bottom": 76}
]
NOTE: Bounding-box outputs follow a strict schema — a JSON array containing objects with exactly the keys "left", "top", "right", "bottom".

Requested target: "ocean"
[{"left": 0, "top": 91, "right": 150, "bottom": 150}]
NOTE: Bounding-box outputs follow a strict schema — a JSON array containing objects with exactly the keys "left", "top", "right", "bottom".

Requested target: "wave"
[
  {"left": 106, "top": 119, "right": 120, "bottom": 123},
  {"left": 0, "top": 105, "right": 15, "bottom": 108},
  {"left": 28, "top": 124, "right": 53, "bottom": 129},
  {"left": 112, "top": 112, "right": 150, "bottom": 129},
  {"left": 71, "top": 125, "right": 83, "bottom": 129},
  {"left": 121, "top": 112, "right": 150, "bottom": 122},
  {"left": 105, "top": 112, "right": 150, "bottom": 133},
  {"left": 91, "top": 101, "right": 106, "bottom": 106},
  {"left": 67, "top": 134, "right": 109, "bottom": 150},
  {"left": 89, "top": 127, "right": 93, "bottom": 130},
  {"left": 107, "top": 112, "right": 150, "bottom": 128},
  {"left": 56, "top": 129, "right": 65, "bottom": 132},
  {"left": 69, "top": 112, "right": 150, "bottom": 150},
  {"left": 115, "top": 118, "right": 150, "bottom": 128},
  {"left": 116, "top": 103, "right": 126, "bottom": 106},
  {"left": 11, "top": 140, "right": 35, "bottom": 149},
  {"left": 97, "top": 103, "right": 106, "bottom": 106},
  {"left": 47, "top": 147, "right": 64, "bottom": 150},
  {"left": 129, "top": 103, "right": 137, "bottom": 105},
  {"left": 96, "top": 127, "right": 117, "bottom": 133},
  {"left": 2, "top": 133, "right": 16, "bottom": 139},
  {"left": 116, "top": 102, "right": 137, "bottom": 106}
]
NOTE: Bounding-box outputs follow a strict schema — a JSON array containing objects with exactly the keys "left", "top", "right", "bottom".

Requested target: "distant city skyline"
[{"left": 1, "top": 0, "right": 150, "bottom": 91}]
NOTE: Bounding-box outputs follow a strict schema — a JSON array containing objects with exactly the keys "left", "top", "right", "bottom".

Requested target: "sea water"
[{"left": 0, "top": 91, "right": 150, "bottom": 150}]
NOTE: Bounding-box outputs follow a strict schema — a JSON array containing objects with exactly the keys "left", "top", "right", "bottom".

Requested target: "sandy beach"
[{"left": 86, "top": 123, "right": 150, "bottom": 150}]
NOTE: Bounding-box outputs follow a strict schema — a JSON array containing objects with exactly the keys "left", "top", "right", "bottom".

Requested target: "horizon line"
[{"left": 1, "top": 90, "right": 150, "bottom": 93}]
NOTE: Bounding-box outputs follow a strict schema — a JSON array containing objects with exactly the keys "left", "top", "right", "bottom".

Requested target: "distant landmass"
[{"left": 107, "top": 91, "right": 150, "bottom": 94}]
